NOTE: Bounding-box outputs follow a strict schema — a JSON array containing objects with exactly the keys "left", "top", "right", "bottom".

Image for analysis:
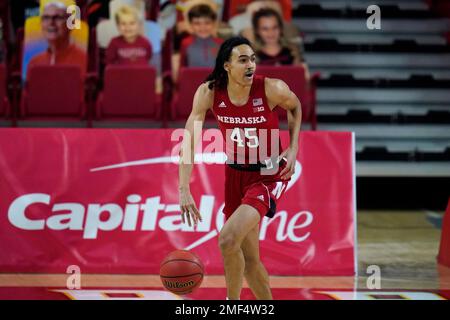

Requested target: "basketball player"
[{"left": 179, "top": 37, "right": 302, "bottom": 300}]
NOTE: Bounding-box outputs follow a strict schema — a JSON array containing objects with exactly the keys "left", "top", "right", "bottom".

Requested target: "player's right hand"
[{"left": 179, "top": 187, "right": 202, "bottom": 227}]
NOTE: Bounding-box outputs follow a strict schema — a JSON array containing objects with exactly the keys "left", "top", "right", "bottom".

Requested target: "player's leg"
[
  {"left": 241, "top": 224, "right": 272, "bottom": 300},
  {"left": 219, "top": 204, "right": 261, "bottom": 300}
]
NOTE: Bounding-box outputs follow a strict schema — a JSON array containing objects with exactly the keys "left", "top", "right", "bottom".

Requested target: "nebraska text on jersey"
[{"left": 216, "top": 115, "right": 267, "bottom": 124}]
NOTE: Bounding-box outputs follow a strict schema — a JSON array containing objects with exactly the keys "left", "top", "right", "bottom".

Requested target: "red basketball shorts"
[{"left": 222, "top": 160, "right": 291, "bottom": 220}]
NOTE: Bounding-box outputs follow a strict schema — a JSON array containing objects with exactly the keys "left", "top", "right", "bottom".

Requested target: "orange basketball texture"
[{"left": 160, "top": 250, "right": 204, "bottom": 295}]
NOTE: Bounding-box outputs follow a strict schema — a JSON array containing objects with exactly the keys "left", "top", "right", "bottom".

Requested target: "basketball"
[{"left": 160, "top": 250, "right": 204, "bottom": 295}]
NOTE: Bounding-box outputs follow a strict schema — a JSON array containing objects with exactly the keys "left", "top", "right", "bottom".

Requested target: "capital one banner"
[{"left": 0, "top": 128, "right": 356, "bottom": 275}]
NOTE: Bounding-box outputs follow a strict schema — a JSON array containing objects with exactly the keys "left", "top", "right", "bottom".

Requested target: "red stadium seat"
[
  {"left": 0, "top": 64, "right": 11, "bottom": 121},
  {"left": 256, "top": 65, "right": 318, "bottom": 130},
  {"left": 95, "top": 65, "right": 161, "bottom": 124},
  {"left": 19, "top": 65, "right": 86, "bottom": 126},
  {"left": 171, "top": 67, "right": 213, "bottom": 121}
]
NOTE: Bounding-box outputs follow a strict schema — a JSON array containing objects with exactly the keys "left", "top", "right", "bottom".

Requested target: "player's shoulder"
[
  {"left": 194, "top": 82, "right": 215, "bottom": 108},
  {"left": 264, "top": 77, "right": 290, "bottom": 91},
  {"left": 197, "top": 81, "right": 214, "bottom": 96},
  {"left": 264, "top": 77, "right": 291, "bottom": 100}
]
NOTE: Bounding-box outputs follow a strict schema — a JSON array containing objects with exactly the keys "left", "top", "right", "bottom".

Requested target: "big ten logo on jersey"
[{"left": 253, "top": 97, "right": 264, "bottom": 112}]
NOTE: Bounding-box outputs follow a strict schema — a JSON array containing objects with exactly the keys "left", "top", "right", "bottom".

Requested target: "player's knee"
[
  {"left": 244, "top": 256, "right": 260, "bottom": 274},
  {"left": 219, "top": 233, "right": 240, "bottom": 255}
]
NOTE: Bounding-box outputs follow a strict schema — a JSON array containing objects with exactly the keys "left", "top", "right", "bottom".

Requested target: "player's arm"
[
  {"left": 265, "top": 78, "right": 302, "bottom": 180},
  {"left": 179, "top": 82, "right": 213, "bottom": 227}
]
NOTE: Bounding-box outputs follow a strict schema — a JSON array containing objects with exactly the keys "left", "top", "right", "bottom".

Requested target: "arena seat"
[
  {"left": 19, "top": 65, "right": 86, "bottom": 126},
  {"left": 95, "top": 65, "right": 161, "bottom": 125},
  {"left": 256, "top": 65, "right": 318, "bottom": 129},
  {"left": 170, "top": 67, "right": 214, "bottom": 121}
]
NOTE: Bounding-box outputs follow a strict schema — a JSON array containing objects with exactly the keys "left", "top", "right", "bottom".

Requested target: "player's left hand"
[
  {"left": 179, "top": 188, "right": 202, "bottom": 227},
  {"left": 279, "top": 147, "right": 298, "bottom": 180}
]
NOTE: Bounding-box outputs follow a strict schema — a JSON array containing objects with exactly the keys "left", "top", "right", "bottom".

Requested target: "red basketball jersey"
[{"left": 211, "top": 75, "right": 282, "bottom": 165}]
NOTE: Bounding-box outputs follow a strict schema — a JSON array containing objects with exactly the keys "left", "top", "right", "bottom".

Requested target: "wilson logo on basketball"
[{"left": 163, "top": 280, "right": 195, "bottom": 289}]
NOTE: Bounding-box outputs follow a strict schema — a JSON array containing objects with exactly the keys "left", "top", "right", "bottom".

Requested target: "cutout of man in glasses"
[{"left": 27, "top": 1, "right": 86, "bottom": 75}]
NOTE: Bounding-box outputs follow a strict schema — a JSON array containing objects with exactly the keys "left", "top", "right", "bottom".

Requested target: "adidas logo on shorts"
[{"left": 257, "top": 195, "right": 265, "bottom": 201}]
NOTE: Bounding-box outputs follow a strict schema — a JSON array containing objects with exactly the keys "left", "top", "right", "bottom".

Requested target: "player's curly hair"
[{"left": 205, "top": 36, "right": 253, "bottom": 90}]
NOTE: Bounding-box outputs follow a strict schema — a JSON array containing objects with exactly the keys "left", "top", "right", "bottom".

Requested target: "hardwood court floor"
[
  {"left": 0, "top": 210, "right": 449, "bottom": 299},
  {"left": 356, "top": 210, "right": 449, "bottom": 290}
]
